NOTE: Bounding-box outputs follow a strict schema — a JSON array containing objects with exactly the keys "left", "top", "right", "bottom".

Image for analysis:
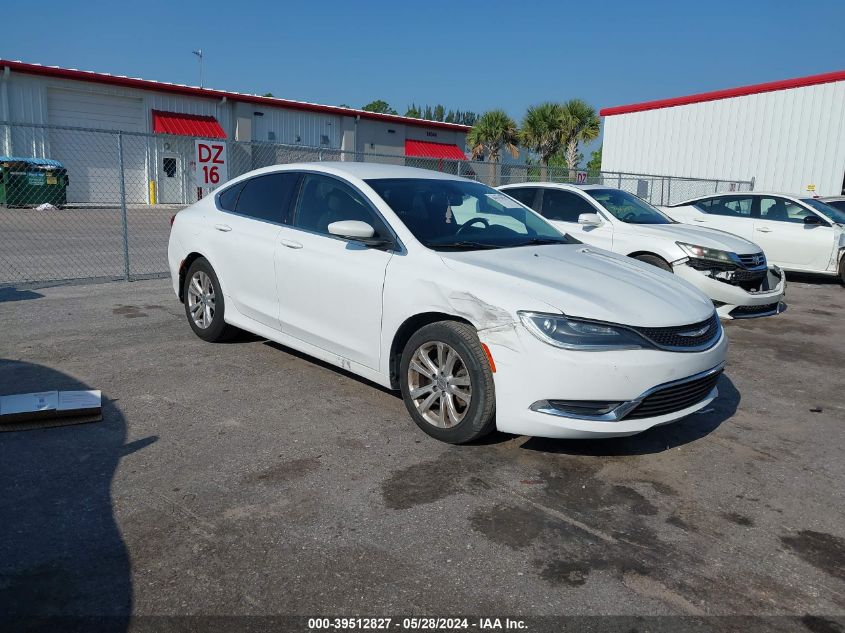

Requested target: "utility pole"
[{"left": 192, "top": 49, "right": 203, "bottom": 88}]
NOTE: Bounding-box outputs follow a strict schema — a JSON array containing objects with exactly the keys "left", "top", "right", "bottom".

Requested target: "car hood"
[
  {"left": 439, "top": 244, "right": 715, "bottom": 327},
  {"left": 624, "top": 223, "right": 761, "bottom": 254}
]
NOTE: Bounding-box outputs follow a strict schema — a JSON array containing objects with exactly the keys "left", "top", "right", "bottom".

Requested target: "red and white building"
[
  {"left": 0, "top": 59, "right": 470, "bottom": 203},
  {"left": 600, "top": 70, "right": 845, "bottom": 197}
]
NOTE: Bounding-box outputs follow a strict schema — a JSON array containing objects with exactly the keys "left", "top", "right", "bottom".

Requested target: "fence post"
[
  {"left": 318, "top": 148, "right": 324, "bottom": 162},
  {"left": 666, "top": 177, "right": 672, "bottom": 205},
  {"left": 617, "top": 173, "right": 622, "bottom": 189},
  {"left": 117, "top": 132, "right": 130, "bottom": 282}
]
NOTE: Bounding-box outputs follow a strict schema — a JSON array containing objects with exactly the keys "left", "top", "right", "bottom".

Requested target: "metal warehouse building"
[
  {"left": 600, "top": 70, "right": 845, "bottom": 197},
  {"left": 0, "top": 59, "right": 469, "bottom": 204}
]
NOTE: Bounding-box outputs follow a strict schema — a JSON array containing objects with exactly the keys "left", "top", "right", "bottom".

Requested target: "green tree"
[
  {"left": 362, "top": 99, "right": 398, "bottom": 115},
  {"left": 520, "top": 102, "right": 566, "bottom": 180},
  {"left": 561, "top": 99, "right": 601, "bottom": 172},
  {"left": 433, "top": 104, "right": 445, "bottom": 122},
  {"left": 587, "top": 146, "right": 602, "bottom": 172},
  {"left": 262, "top": 92, "right": 275, "bottom": 98},
  {"left": 405, "top": 103, "right": 421, "bottom": 118},
  {"left": 467, "top": 110, "right": 520, "bottom": 185},
  {"left": 423, "top": 105, "right": 433, "bottom": 120},
  {"left": 445, "top": 110, "right": 455, "bottom": 123}
]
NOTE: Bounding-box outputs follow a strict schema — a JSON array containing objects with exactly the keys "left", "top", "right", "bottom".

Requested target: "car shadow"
[
  {"left": 516, "top": 373, "right": 740, "bottom": 457},
  {"left": 784, "top": 271, "right": 843, "bottom": 286},
  {"left": 0, "top": 359, "right": 155, "bottom": 630}
]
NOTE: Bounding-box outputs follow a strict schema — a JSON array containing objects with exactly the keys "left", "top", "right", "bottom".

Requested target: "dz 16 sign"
[{"left": 194, "top": 140, "right": 228, "bottom": 188}]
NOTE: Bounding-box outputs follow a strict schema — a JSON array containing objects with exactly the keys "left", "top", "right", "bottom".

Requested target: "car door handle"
[
  {"left": 692, "top": 218, "right": 707, "bottom": 222},
  {"left": 756, "top": 227, "right": 773, "bottom": 233},
  {"left": 279, "top": 238, "right": 303, "bottom": 249},
  {"left": 214, "top": 224, "right": 232, "bottom": 232}
]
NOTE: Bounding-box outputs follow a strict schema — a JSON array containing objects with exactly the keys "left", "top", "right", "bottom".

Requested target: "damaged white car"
[
  {"left": 169, "top": 163, "right": 727, "bottom": 443},
  {"left": 499, "top": 183, "right": 786, "bottom": 319}
]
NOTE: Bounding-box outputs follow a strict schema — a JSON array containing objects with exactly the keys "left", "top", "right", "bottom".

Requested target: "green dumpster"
[{"left": 0, "top": 157, "right": 68, "bottom": 208}]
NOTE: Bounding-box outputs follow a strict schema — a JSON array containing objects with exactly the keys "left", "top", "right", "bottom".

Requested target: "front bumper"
[
  {"left": 479, "top": 322, "right": 728, "bottom": 439},
  {"left": 673, "top": 263, "right": 786, "bottom": 319}
]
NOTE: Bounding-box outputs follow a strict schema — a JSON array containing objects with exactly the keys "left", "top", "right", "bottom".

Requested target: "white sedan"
[
  {"left": 662, "top": 192, "right": 845, "bottom": 283},
  {"left": 168, "top": 163, "right": 727, "bottom": 443},
  {"left": 498, "top": 183, "right": 785, "bottom": 319}
]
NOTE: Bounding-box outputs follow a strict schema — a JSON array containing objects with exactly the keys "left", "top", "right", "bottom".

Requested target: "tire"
[
  {"left": 634, "top": 253, "right": 673, "bottom": 272},
  {"left": 399, "top": 321, "right": 496, "bottom": 444},
  {"left": 839, "top": 255, "right": 845, "bottom": 286},
  {"left": 183, "top": 258, "right": 233, "bottom": 342}
]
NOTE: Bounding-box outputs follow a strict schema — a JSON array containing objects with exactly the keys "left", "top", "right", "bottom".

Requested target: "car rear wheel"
[
  {"left": 634, "top": 253, "right": 673, "bottom": 272},
  {"left": 839, "top": 255, "right": 845, "bottom": 285},
  {"left": 183, "top": 258, "right": 233, "bottom": 342},
  {"left": 399, "top": 321, "right": 496, "bottom": 444}
]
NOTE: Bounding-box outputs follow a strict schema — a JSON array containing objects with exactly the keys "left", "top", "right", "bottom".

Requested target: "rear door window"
[
  {"left": 759, "top": 197, "right": 814, "bottom": 224},
  {"left": 233, "top": 173, "right": 299, "bottom": 223},
  {"left": 502, "top": 187, "right": 540, "bottom": 210},
  {"left": 698, "top": 195, "right": 753, "bottom": 218}
]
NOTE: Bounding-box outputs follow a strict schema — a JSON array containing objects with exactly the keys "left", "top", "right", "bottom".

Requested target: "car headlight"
[
  {"left": 518, "top": 311, "right": 651, "bottom": 351},
  {"left": 676, "top": 242, "right": 736, "bottom": 263}
]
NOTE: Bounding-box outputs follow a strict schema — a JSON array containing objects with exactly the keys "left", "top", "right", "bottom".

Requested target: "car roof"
[
  {"left": 250, "top": 161, "right": 472, "bottom": 182},
  {"left": 675, "top": 191, "right": 817, "bottom": 205},
  {"left": 499, "top": 182, "right": 605, "bottom": 191}
]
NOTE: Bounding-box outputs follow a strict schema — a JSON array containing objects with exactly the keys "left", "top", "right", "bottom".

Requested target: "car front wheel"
[
  {"left": 183, "top": 258, "right": 233, "bottom": 342},
  {"left": 399, "top": 321, "right": 496, "bottom": 444},
  {"left": 634, "top": 253, "right": 673, "bottom": 272}
]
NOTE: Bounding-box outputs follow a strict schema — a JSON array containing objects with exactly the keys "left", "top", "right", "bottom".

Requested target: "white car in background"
[
  {"left": 662, "top": 192, "right": 845, "bottom": 284},
  {"left": 169, "top": 163, "right": 727, "bottom": 443},
  {"left": 498, "top": 183, "right": 786, "bottom": 319}
]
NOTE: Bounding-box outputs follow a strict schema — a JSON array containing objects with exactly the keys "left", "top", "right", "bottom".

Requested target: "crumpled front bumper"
[{"left": 673, "top": 263, "right": 786, "bottom": 319}]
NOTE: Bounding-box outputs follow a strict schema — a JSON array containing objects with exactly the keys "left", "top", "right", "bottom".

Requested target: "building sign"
[
  {"left": 575, "top": 171, "right": 588, "bottom": 184},
  {"left": 729, "top": 182, "right": 737, "bottom": 192},
  {"left": 194, "top": 140, "right": 228, "bottom": 188},
  {"left": 27, "top": 172, "right": 46, "bottom": 186},
  {"left": 806, "top": 184, "right": 816, "bottom": 192}
]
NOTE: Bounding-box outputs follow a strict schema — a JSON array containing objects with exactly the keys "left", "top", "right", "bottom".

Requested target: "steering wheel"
[
  {"left": 456, "top": 217, "right": 489, "bottom": 234},
  {"left": 621, "top": 211, "right": 637, "bottom": 222}
]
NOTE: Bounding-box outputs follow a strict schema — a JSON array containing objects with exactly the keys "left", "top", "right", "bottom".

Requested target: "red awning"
[
  {"left": 405, "top": 139, "right": 467, "bottom": 160},
  {"left": 152, "top": 110, "right": 226, "bottom": 138}
]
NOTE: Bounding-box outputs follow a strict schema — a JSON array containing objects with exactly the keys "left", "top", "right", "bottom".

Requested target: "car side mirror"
[
  {"left": 327, "top": 220, "right": 393, "bottom": 249},
  {"left": 804, "top": 215, "right": 826, "bottom": 226},
  {"left": 578, "top": 213, "right": 602, "bottom": 227},
  {"left": 328, "top": 220, "right": 375, "bottom": 239}
]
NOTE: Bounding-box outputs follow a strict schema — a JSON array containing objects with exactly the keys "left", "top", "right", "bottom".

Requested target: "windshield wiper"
[
  {"left": 423, "top": 240, "right": 503, "bottom": 251},
  {"left": 511, "top": 237, "right": 570, "bottom": 247}
]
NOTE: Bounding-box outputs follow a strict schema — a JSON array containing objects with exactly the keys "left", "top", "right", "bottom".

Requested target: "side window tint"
[
  {"left": 704, "top": 196, "right": 752, "bottom": 217},
  {"left": 234, "top": 173, "right": 299, "bottom": 222},
  {"left": 759, "top": 198, "right": 813, "bottom": 224},
  {"left": 503, "top": 188, "right": 538, "bottom": 209},
  {"left": 541, "top": 189, "right": 596, "bottom": 222},
  {"left": 217, "top": 181, "right": 245, "bottom": 212},
  {"left": 294, "top": 174, "right": 388, "bottom": 237}
]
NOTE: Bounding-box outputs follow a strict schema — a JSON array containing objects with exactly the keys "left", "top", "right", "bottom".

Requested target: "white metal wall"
[{"left": 601, "top": 80, "right": 845, "bottom": 196}]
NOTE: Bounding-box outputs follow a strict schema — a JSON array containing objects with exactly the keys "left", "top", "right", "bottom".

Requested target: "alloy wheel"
[
  {"left": 187, "top": 270, "right": 215, "bottom": 329},
  {"left": 407, "top": 341, "right": 472, "bottom": 428}
]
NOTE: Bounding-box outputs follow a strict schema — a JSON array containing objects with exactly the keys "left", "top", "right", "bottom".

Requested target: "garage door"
[{"left": 47, "top": 89, "right": 147, "bottom": 203}]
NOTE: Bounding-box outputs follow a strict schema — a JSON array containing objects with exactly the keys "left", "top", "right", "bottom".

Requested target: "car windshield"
[
  {"left": 583, "top": 189, "right": 673, "bottom": 224},
  {"left": 365, "top": 178, "right": 572, "bottom": 250},
  {"left": 801, "top": 198, "right": 845, "bottom": 225}
]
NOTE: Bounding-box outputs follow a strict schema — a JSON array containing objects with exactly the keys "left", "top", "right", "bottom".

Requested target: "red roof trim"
[
  {"left": 600, "top": 69, "right": 845, "bottom": 116},
  {"left": 405, "top": 139, "right": 467, "bottom": 160},
  {"left": 152, "top": 110, "right": 226, "bottom": 138},
  {"left": 0, "top": 59, "right": 471, "bottom": 132}
]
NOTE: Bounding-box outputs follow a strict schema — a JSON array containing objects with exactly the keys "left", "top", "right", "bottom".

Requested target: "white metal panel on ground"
[
  {"left": 47, "top": 89, "right": 146, "bottom": 203},
  {"left": 601, "top": 80, "right": 845, "bottom": 196}
]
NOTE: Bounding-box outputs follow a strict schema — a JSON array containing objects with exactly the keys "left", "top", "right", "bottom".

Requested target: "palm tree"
[
  {"left": 561, "top": 99, "right": 601, "bottom": 173},
  {"left": 521, "top": 102, "right": 568, "bottom": 180},
  {"left": 467, "top": 109, "right": 520, "bottom": 185}
]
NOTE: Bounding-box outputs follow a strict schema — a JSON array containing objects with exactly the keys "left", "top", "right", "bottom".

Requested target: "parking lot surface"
[{"left": 1, "top": 278, "right": 843, "bottom": 625}]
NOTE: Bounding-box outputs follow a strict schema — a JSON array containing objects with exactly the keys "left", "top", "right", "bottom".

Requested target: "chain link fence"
[{"left": 0, "top": 121, "right": 753, "bottom": 287}]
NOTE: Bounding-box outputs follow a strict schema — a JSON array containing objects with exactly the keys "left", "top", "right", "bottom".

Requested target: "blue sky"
[{"left": 3, "top": 0, "right": 844, "bottom": 156}]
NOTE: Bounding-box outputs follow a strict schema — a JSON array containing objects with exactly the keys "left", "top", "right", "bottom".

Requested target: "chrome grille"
[
  {"left": 626, "top": 369, "right": 722, "bottom": 420},
  {"left": 632, "top": 312, "right": 721, "bottom": 351},
  {"left": 737, "top": 252, "right": 767, "bottom": 269}
]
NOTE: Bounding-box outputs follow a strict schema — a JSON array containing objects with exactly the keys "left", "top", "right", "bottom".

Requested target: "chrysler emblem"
[{"left": 677, "top": 324, "right": 711, "bottom": 338}]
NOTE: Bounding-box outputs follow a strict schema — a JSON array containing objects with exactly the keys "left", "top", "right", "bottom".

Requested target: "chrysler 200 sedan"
[{"left": 168, "top": 163, "right": 727, "bottom": 443}]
